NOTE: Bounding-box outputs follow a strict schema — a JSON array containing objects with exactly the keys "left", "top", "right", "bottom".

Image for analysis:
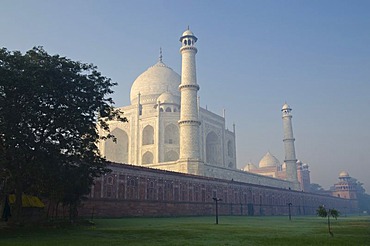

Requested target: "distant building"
[
  {"left": 332, "top": 171, "right": 357, "bottom": 199},
  {"left": 297, "top": 160, "right": 311, "bottom": 192},
  {"left": 242, "top": 153, "right": 311, "bottom": 191}
]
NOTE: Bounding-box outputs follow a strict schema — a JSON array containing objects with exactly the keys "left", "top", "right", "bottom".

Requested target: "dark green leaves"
[{"left": 0, "top": 46, "right": 126, "bottom": 221}]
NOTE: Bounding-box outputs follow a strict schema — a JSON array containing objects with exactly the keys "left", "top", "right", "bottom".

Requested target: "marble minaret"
[
  {"left": 178, "top": 28, "right": 203, "bottom": 175},
  {"left": 282, "top": 103, "right": 299, "bottom": 189}
]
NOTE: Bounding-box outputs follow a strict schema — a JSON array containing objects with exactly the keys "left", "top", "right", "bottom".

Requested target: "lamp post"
[
  {"left": 288, "top": 202, "right": 292, "bottom": 221},
  {"left": 213, "top": 197, "right": 222, "bottom": 224}
]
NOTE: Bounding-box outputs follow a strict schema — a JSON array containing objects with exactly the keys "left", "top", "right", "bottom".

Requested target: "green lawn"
[{"left": 1, "top": 216, "right": 369, "bottom": 245}]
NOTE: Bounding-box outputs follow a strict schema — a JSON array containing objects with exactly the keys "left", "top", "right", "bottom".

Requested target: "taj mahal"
[
  {"left": 82, "top": 28, "right": 358, "bottom": 218},
  {"left": 98, "top": 28, "right": 310, "bottom": 192}
]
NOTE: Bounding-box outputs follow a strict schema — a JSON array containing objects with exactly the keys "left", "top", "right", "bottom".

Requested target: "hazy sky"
[{"left": 1, "top": 0, "right": 369, "bottom": 192}]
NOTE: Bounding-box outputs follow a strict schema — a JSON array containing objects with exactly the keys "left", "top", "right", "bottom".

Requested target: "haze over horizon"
[{"left": 1, "top": 0, "right": 369, "bottom": 192}]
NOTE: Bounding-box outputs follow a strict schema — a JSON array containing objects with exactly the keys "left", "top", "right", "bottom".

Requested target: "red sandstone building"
[
  {"left": 79, "top": 163, "right": 357, "bottom": 217},
  {"left": 332, "top": 171, "right": 358, "bottom": 199}
]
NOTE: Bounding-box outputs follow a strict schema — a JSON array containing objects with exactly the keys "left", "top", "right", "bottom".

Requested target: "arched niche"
[
  {"left": 227, "top": 140, "right": 233, "bottom": 157},
  {"left": 164, "top": 124, "right": 179, "bottom": 145},
  {"left": 142, "top": 125, "right": 154, "bottom": 145},
  {"left": 104, "top": 128, "right": 128, "bottom": 163},
  {"left": 164, "top": 150, "right": 179, "bottom": 162},
  {"left": 142, "top": 151, "right": 153, "bottom": 164},
  {"left": 206, "top": 131, "right": 221, "bottom": 165},
  {"left": 228, "top": 162, "right": 234, "bottom": 168}
]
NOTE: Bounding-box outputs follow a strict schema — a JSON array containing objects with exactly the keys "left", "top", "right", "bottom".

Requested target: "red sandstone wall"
[{"left": 79, "top": 163, "right": 358, "bottom": 217}]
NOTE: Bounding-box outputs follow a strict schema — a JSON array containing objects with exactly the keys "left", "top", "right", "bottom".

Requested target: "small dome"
[
  {"left": 157, "top": 91, "right": 180, "bottom": 105},
  {"left": 243, "top": 162, "right": 257, "bottom": 171},
  {"left": 180, "top": 28, "right": 197, "bottom": 42},
  {"left": 182, "top": 29, "right": 194, "bottom": 36},
  {"left": 130, "top": 61, "right": 180, "bottom": 105},
  {"left": 282, "top": 103, "right": 291, "bottom": 110},
  {"left": 339, "top": 171, "right": 350, "bottom": 178},
  {"left": 259, "top": 152, "right": 280, "bottom": 168},
  {"left": 296, "top": 160, "right": 303, "bottom": 169}
]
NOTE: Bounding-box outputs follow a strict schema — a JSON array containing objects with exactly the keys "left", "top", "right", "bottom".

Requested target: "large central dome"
[
  {"left": 130, "top": 60, "right": 181, "bottom": 105},
  {"left": 259, "top": 152, "right": 281, "bottom": 168}
]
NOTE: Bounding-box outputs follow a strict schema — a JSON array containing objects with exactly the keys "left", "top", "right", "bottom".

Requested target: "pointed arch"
[
  {"left": 142, "top": 151, "right": 153, "bottom": 164},
  {"left": 164, "top": 124, "right": 179, "bottom": 144},
  {"left": 142, "top": 125, "right": 154, "bottom": 145},
  {"left": 206, "top": 131, "right": 221, "bottom": 165},
  {"left": 227, "top": 140, "right": 233, "bottom": 157},
  {"left": 104, "top": 128, "right": 128, "bottom": 163},
  {"left": 164, "top": 150, "right": 179, "bottom": 162}
]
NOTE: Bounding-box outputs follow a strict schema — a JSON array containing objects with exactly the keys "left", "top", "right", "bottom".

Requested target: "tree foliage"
[
  {"left": 309, "top": 183, "right": 324, "bottom": 193},
  {"left": 351, "top": 178, "right": 370, "bottom": 213},
  {"left": 316, "top": 205, "right": 340, "bottom": 236},
  {"left": 0, "top": 47, "right": 126, "bottom": 222}
]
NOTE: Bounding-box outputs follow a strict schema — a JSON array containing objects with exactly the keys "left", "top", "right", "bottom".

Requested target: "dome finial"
[
  {"left": 187, "top": 25, "right": 190, "bottom": 30},
  {"left": 159, "top": 47, "right": 163, "bottom": 62}
]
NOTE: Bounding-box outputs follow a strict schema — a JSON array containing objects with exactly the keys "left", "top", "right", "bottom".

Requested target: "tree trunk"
[
  {"left": 328, "top": 215, "right": 333, "bottom": 237},
  {"left": 68, "top": 202, "right": 79, "bottom": 224},
  {"left": 14, "top": 177, "right": 23, "bottom": 224},
  {"left": 55, "top": 201, "right": 59, "bottom": 219},
  {"left": 46, "top": 200, "right": 51, "bottom": 219}
]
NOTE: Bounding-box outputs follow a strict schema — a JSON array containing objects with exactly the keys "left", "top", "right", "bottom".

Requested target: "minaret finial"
[{"left": 159, "top": 47, "right": 163, "bottom": 62}]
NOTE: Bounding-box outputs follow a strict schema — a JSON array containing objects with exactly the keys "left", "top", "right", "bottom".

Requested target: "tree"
[
  {"left": 309, "top": 183, "right": 324, "bottom": 193},
  {"left": 351, "top": 178, "right": 370, "bottom": 214},
  {"left": 0, "top": 47, "right": 126, "bottom": 222},
  {"left": 316, "top": 205, "right": 340, "bottom": 237}
]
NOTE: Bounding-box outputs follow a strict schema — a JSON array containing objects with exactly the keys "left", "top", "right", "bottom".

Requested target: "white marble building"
[
  {"left": 98, "top": 28, "right": 301, "bottom": 190},
  {"left": 99, "top": 29, "right": 236, "bottom": 174}
]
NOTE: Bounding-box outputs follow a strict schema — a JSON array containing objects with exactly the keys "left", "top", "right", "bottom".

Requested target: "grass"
[{"left": 0, "top": 215, "right": 369, "bottom": 245}]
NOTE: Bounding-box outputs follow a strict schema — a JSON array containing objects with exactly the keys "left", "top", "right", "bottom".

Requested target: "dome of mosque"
[
  {"left": 339, "top": 171, "right": 350, "bottom": 178},
  {"left": 243, "top": 162, "right": 257, "bottom": 171},
  {"left": 282, "top": 103, "right": 290, "bottom": 110},
  {"left": 130, "top": 61, "right": 181, "bottom": 105},
  {"left": 157, "top": 91, "right": 180, "bottom": 105},
  {"left": 180, "top": 28, "right": 197, "bottom": 42},
  {"left": 259, "top": 152, "right": 280, "bottom": 168},
  {"left": 182, "top": 29, "right": 194, "bottom": 36}
]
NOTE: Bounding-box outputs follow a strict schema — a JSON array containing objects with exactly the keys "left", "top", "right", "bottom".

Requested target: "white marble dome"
[
  {"left": 180, "top": 28, "right": 198, "bottom": 43},
  {"left": 157, "top": 91, "right": 180, "bottom": 105},
  {"left": 130, "top": 61, "right": 181, "bottom": 105},
  {"left": 259, "top": 152, "right": 280, "bottom": 168},
  {"left": 243, "top": 162, "right": 257, "bottom": 171},
  {"left": 282, "top": 103, "right": 290, "bottom": 110},
  {"left": 182, "top": 29, "right": 194, "bottom": 36}
]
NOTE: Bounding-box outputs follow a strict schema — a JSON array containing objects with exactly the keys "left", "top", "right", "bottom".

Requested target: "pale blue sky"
[{"left": 1, "top": 0, "right": 369, "bottom": 191}]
